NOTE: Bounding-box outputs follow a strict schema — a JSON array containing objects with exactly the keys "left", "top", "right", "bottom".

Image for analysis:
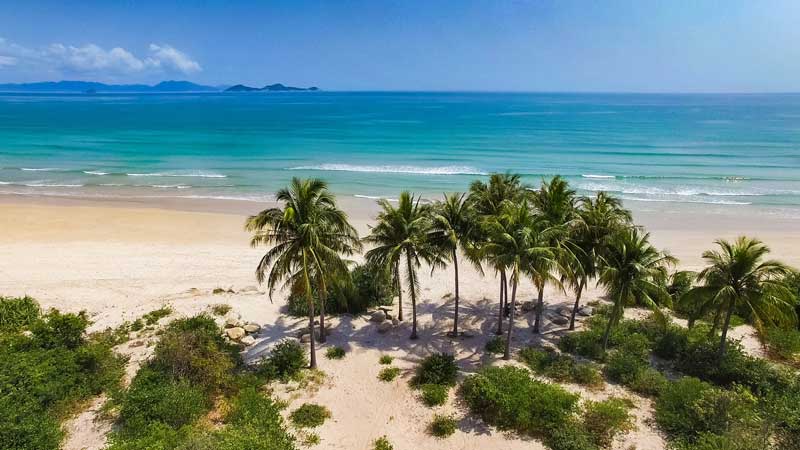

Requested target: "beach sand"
[{"left": 2, "top": 194, "right": 798, "bottom": 450}]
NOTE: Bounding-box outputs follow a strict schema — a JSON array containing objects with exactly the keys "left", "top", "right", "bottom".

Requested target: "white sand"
[{"left": 2, "top": 195, "right": 798, "bottom": 450}]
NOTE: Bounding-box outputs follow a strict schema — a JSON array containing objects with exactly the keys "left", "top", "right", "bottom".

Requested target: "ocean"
[{"left": 1, "top": 92, "right": 799, "bottom": 214}]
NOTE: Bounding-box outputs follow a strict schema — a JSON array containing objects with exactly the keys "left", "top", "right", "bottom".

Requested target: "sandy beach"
[{"left": 1, "top": 194, "right": 798, "bottom": 450}]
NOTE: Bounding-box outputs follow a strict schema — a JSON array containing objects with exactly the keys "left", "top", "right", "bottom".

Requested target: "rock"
[
  {"left": 370, "top": 310, "right": 387, "bottom": 323},
  {"left": 521, "top": 301, "right": 535, "bottom": 312},
  {"left": 225, "top": 317, "right": 240, "bottom": 328},
  {"left": 578, "top": 307, "right": 593, "bottom": 317},
  {"left": 243, "top": 323, "right": 261, "bottom": 333},
  {"left": 241, "top": 285, "right": 259, "bottom": 293},
  {"left": 129, "top": 340, "right": 145, "bottom": 348},
  {"left": 226, "top": 327, "right": 246, "bottom": 340},
  {"left": 212, "top": 287, "right": 227, "bottom": 295},
  {"left": 378, "top": 321, "right": 393, "bottom": 333},
  {"left": 391, "top": 318, "right": 399, "bottom": 326},
  {"left": 557, "top": 307, "right": 572, "bottom": 317},
  {"left": 240, "top": 335, "right": 256, "bottom": 346},
  {"left": 187, "top": 288, "right": 201, "bottom": 296},
  {"left": 300, "top": 334, "right": 311, "bottom": 343},
  {"left": 385, "top": 313, "right": 394, "bottom": 321},
  {"left": 551, "top": 316, "right": 569, "bottom": 326}
]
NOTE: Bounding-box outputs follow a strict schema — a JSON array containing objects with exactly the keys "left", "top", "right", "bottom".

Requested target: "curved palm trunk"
[
  {"left": 302, "top": 255, "right": 317, "bottom": 369},
  {"left": 452, "top": 248, "right": 460, "bottom": 336},
  {"left": 717, "top": 297, "right": 736, "bottom": 362},
  {"left": 533, "top": 284, "right": 545, "bottom": 334},
  {"left": 503, "top": 274, "right": 518, "bottom": 360},
  {"left": 709, "top": 302, "right": 724, "bottom": 336},
  {"left": 495, "top": 270, "right": 506, "bottom": 335},
  {"left": 395, "top": 262, "right": 403, "bottom": 322},
  {"left": 568, "top": 278, "right": 585, "bottom": 331},
  {"left": 602, "top": 291, "right": 624, "bottom": 353},
  {"left": 406, "top": 252, "right": 419, "bottom": 340}
]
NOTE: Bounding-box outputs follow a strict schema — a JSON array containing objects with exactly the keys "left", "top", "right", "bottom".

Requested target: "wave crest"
[{"left": 289, "top": 164, "right": 486, "bottom": 175}]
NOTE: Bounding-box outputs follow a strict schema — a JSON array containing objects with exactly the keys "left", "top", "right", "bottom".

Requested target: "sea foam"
[{"left": 289, "top": 164, "right": 486, "bottom": 175}]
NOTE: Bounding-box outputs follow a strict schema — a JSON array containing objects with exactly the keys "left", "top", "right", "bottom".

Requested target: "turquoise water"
[{"left": 1, "top": 92, "right": 799, "bottom": 212}]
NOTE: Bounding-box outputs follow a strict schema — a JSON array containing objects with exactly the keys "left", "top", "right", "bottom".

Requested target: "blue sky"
[{"left": 1, "top": 0, "right": 799, "bottom": 92}]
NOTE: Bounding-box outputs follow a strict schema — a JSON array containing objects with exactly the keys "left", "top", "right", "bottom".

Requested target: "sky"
[{"left": 1, "top": 0, "right": 799, "bottom": 92}]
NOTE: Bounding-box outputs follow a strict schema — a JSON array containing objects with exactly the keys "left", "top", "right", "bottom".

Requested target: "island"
[{"left": 225, "top": 83, "right": 319, "bottom": 92}]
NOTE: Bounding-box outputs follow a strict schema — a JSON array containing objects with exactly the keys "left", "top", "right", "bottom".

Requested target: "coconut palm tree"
[
  {"left": 597, "top": 228, "right": 676, "bottom": 352},
  {"left": 530, "top": 176, "right": 576, "bottom": 333},
  {"left": 682, "top": 237, "right": 796, "bottom": 360},
  {"left": 365, "top": 192, "right": 443, "bottom": 339},
  {"left": 483, "top": 200, "right": 556, "bottom": 359},
  {"left": 430, "top": 192, "right": 481, "bottom": 336},
  {"left": 565, "top": 192, "right": 632, "bottom": 330},
  {"left": 468, "top": 173, "right": 525, "bottom": 335},
  {"left": 246, "top": 178, "right": 361, "bottom": 368}
]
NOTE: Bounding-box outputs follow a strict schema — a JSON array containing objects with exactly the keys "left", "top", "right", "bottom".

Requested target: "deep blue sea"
[{"left": 1, "top": 92, "right": 799, "bottom": 213}]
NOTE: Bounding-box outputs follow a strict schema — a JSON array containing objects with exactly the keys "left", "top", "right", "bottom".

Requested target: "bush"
[
  {"left": 519, "top": 347, "right": 603, "bottom": 388},
  {"left": 571, "top": 363, "right": 604, "bottom": 388},
  {"left": 628, "top": 367, "right": 669, "bottom": 397},
  {"left": 143, "top": 306, "right": 172, "bottom": 326},
  {"left": 325, "top": 346, "right": 345, "bottom": 360},
  {"left": 379, "top": 355, "right": 393, "bottom": 365},
  {"left": 210, "top": 387, "right": 297, "bottom": 450},
  {"left": 289, "top": 403, "right": 331, "bottom": 428},
  {"left": 763, "top": 327, "right": 800, "bottom": 362},
  {"left": 545, "top": 423, "right": 599, "bottom": 450},
  {"left": 30, "top": 310, "right": 90, "bottom": 349},
  {"left": 0, "top": 397, "right": 64, "bottom": 450},
  {"left": 420, "top": 383, "right": 448, "bottom": 406},
  {"left": 460, "top": 365, "right": 579, "bottom": 436},
  {"left": 485, "top": 336, "right": 506, "bottom": 354},
  {"left": 428, "top": 414, "right": 457, "bottom": 438},
  {"left": 412, "top": 353, "right": 458, "bottom": 387},
  {"left": 373, "top": 436, "right": 393, "bottom": 450},
  {"left": 582, "top": 398, "right": 633, "bottom": 448},
  {"left": 652, "top": 325, "right": 689, "bottom": 360},
  {"left": 259, "top": 339, "right": 307, "bottom": 380},
  {"left": 378, "top": 367, "right": 401, "bottom": 382},
  {"left": 604, "top": 333, "right": 650, "bottom": 385},
  {"left": 0, "top": 296, "right": 40, "bottom": 332},
  {"left": 210, "top": 304, "right": 232, "bottom": 316}
]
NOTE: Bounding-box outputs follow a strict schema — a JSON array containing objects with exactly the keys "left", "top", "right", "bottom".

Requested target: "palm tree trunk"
[
  {"left": 452, "top": 248, "right": 460, "bottom": 336},
  {"left": 687, "top": 315, "right": 696, "bottom": 329},
  {"left": 395, "top": 262, "right": 403, "bottom": 322},
  {"left": 717, "top": 297, "right": 736, "bottom": 362},
  {"left": 602, "top": 291, "right": 623, "bottom": 353},
  {"left": 407, "top": 253, "right": 418, "bottom": 340},
  {"left": 503, "top": 273, "right": 518, "bottom": 360},
  {"left": 709, "top": 303, "right": 724, "bottom": 336},
  {"left": 533, "top": 284, "right": 545, "bottom": 334},
  {"left": 569, "top": 278, "right": 585, "bottom": 331},
  {"left": 496, "top": 270, "right": 506, "bottom": 335},
  {"left": 303, "top": 253, "right": 317, "bottom": 369},
  {"left": 318, "top": 290, "right": 327, "bottom": 344}
]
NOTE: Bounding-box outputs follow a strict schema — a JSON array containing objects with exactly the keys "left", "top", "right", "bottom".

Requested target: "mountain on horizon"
[
  {"left": 225, "top": 83, "right": 319, "bottom": 92},
  {"left": 0, "top": 80, "right": 219, "bottom": 93}
]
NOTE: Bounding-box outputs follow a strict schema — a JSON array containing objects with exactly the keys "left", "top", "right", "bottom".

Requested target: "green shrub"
[
  {"left": 484, "top": 336, "right": 506, "bottom": 354},
  {"left": 571, "top": 363, "right": 604, "bottom": 388},
  {"left": 378, "top": 367, "right": 401, "bottom": 382},
  {"left": 215, "top": 387, "right": 296, "bottom": 449},
  {"left": 582, "top": 398, "right": 633, "bottom": 448},
  {"left": 559, "top": 330, "right": 604, "bottom": 360},
  {"left": 460, "top": 365, "right": 579, "bottom": 436},
  {"left": 545, "top": 423, "right": 599, "bottom": 450},
  {"left": 652, "top": 325, "right": 689, "bottom": 360},
  {"left": 519, "top": 347, "right": 603, "bottom": 388},
  {"left": 143, "top": 306, "right": 172, "bottom": 325},
  {"left": 412, "top": 353, "right": 458, "bottom": 387},
  {"left": 259, "top": 339, "right": 307, "bottom": 380},
  {"left": 420, "top": 383, "right": 448, "bottom": 407},
  {"left": 30, "top": 310, "right": 90, "bottom": 349},
  {"left": 289, "top": 403, "right": 331, "bottom": 429},
  {"left": 130, "top": 318, "right": 144, "bottom": 332},
  {"left": 373, "top": 436, "right": 393, "bottom": 450},
  {"left": 604, "top": 334, "right": 650, "bottom": 385},
  {"left": 379, "top": 355, "right": 393, "bottom": 365},
  {"left": 428, "top": 414, "right": 457, "bottom": 438},
  {"left": 763, "top": 327, "right": 800, "bottom": 362},
  {"left": 628, "top": 367, "right": 669, "bottom": 397},
  {"left": 0, "top": 397, "right": 63, "bottom": 450},
  {"left": 325, "top": 346, "right": 345, "bottom": 360},
  {"left": 0, "top": 296, "right": 40, "bottom": 332},
  {"left": 210, "top": 304, "right": 232, "bottom": 316}
]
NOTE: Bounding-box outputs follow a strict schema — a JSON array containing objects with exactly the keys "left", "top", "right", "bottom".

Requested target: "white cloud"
[{"left": 0, "top": 38, "right": 201, "bottom": 77}]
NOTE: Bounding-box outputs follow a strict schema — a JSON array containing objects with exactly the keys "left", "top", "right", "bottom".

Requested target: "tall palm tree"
[
  {"left": 483, "top": 200, "right": 556, "bottom": 360},
  {"left": 565, "top": 192, "right": 632, "bottom": 330},
  {"left": 597, "top": 228, "right": 676, "bottom": 352},
  {"left": 468, "top": 173, "right": 524, "bottom": 335},
  {"left": 682, "top": 237, "right": 796, "bottom": 360},
  {"left": 431, "top": 193, "right": 481, "bottom": 336},
  {"left": 365, "top": 192, "right": 443, "bottom": 339},
  {"left": 246, "top": 178, "right": 361, "bottom": 369},
  {"left": 530, "top": 176, "right": 576, "bottom": 333}
]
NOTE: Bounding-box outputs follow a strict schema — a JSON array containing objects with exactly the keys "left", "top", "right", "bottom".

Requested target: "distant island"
[
  {"left": 225, "top": 83, "right": 319, "bottom": 92},
  {"left": 0, "top": 80, "right": 319, "bottom": 93}
]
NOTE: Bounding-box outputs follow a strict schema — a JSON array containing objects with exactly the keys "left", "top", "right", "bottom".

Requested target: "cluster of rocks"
[
  {"left": 297, "top": 322, "right": 332, "bottom": 343},
  {"left": 370, "top": 307, "right": 400, "bottom": 333},
  {"left": 222, "top": 313, "right": 261, "bottom": 346},
  {"left": 517, "top": 301, "right": 594, "bottom": 326}
]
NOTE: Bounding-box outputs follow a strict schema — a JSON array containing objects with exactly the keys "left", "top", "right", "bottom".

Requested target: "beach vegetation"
[
  {"left": 257, "top": 339, "right": 306, "bottom": 381},
  {"left": 484, "top": 335, "right": 505, "bottom": 354},
  {"left": 582, "top": 398, "right": 634, "bottom": 448},
  {"left": 289, "top": 403, "right": 331, "bottom": 428},
  {"left": 210, "top": 303, "right": 232, "bottom": 316},
  {"left": 379, "top": 354, "right": 393, "bottom": 365},
  {"left": 324, "top": 346, "right": 345, "bottom": 359},
  {"left": 519, "top": 347, "right": 604, "bottom": 388},
  {"left": 378, "top": 366, "right": 401, "bottom": 382},
  {"left": 419, "top": 383, "right": 448, "bottom": 406},
  {"left": 373, "top": 436, "right": 393, "bottom": 450},
  {"left": 428, "top": 414, "right": 457, "bottom": 438},
  {"left": 142, "top": 306, "right": 172, "bottom": 326},
  {"left": 411, "top": 352, "right": 458, "bottom": 386},
  {"left": 0, "top": 295, "right": 40, "bottom": 332}
]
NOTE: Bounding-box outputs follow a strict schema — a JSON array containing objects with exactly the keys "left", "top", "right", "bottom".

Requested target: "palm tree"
[
  {"left": 365, "top": 192, "right": 443, "bottom": 339},
  {"left": 530, "top": 176, "right": 576, "bottom": 333},
  {"left": 431, "top": 193, "right": 480, "bottom": 336},
  {"left": 597, "top": 228, "right": 676, "bottom": 352},
  {"left": 682, "top": 237, "right": 796, "bottom": 360},
  {"left": 246, "top": 178, "right": 361, "bottom": 368},
  {"left": 468, "top": 173, "right": 524, "bottom": 335},
  {"left": 565, "top": 192, "right": 632, "bottom": 330},
  {"left": 483, "top": 200, "right": 556, "bottom": 360}
]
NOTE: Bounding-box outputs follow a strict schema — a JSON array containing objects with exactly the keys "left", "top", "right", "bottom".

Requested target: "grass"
[
  {"left": 420, "top": 383, "right": 449, "bottom": 407},
  {"left": 325, "top": 346, "right": 346, "bottom": 359},
  {"left": 142, "top": 306, "right": 172, "bottom": 326},
  {"left": 289, "top": 403, "right": 331, "bottom": 429},
  {"left": 428, "top": 414, "right": 457, "bottom": 438},
  {"left": 373, "top": 436, "right": 393, "bottom": 450},
  {"left": 210, "top": 303, "right": 232, "bottom": 316},
  {"left": 484, "top": 336, "right": 506, "bottom": 354},
  {"left": 379, "top": 355, "right": 393, "bottom": 365},
  {"left": 0, "top": 296, "right": 40, "bottom": 332},
  {"left": 378, "top": 367, "right": 401, "bottom": 382}
]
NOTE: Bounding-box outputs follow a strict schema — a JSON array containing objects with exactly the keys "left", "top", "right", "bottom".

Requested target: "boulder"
[
  {"left": 578, "top": 307, "right": 593, "bottom": 317},
  {"left": 557, "top": 307, "right": 572, "bottom": 317},
  {"left": 243, "top": 323, "right": 261, "bottom": 333},
  {"left": 300, "top": 334, "right": 311, "bottom": 344},
  {"left": 551, "top": 316, "right": 569, "bottom": 326},
  {"left": 226, "top": 327, "right": 246, "bottom": 340},
  {"left": 370, "top": 310, "right": 387, "bottom": 323},
  {"left": 391, "top": 318, "right": 399, "bottom": 327},
  {"left": 240, "top": 335, "right": 256, "bottom": 346},
  {"left": 240, "top": 285, "right": 259, "bottom": 293},
  {"left": 521, "top": 301, "right": 536, "bottom": 312},
  {"left": 378, "top": 321, "right": 393, "bottom": 333},
  {"left": 225, "top": 317, "right": 240, "bottom": 328}
]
